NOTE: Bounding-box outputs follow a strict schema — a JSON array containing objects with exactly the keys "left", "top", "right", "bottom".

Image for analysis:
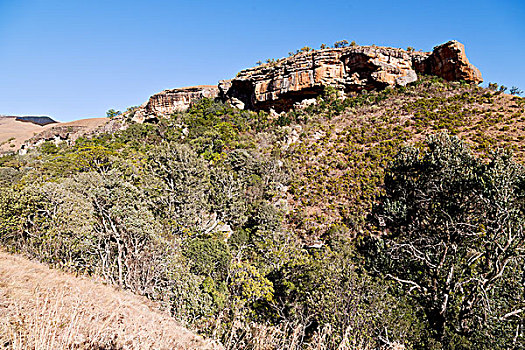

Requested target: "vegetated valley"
[{"left": 1, "top": 66, "right": 524, "bottom": 348}]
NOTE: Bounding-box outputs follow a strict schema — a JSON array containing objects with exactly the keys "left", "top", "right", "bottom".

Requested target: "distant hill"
[
  {"left": 14, "top": 115, "right": 57, "bottom": 126},
  {"left": 0, "top": 116, "right": 111, "bottom": 154}
]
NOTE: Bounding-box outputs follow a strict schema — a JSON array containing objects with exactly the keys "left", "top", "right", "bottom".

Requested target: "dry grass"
[
  {"left": 0, "top": 251, "right": 221, "bottom": 350},
  {"left": 282, "top": 85, "right": 525, "bottom": 236}
]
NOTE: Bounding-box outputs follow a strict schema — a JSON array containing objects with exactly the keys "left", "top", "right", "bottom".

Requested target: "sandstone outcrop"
[
  {"left": 413, "top": 41, "right": 482, "bottom": 84},
  {"left": 130, "top": 85, "right": 219, "bottom": 123},
  {"left": 219, "top": 40, "right": 482, "bottom": 112},
  {"left": 126, "top": 40, "right": 482, "bottom": 119}
]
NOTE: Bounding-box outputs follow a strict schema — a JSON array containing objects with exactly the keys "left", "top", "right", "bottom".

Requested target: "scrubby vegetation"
[{"left": 0, "top": 77, "right": 524, "bottom": 349}]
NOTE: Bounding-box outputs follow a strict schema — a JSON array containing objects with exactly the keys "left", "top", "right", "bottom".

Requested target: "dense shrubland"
[{"left": 0, "top": 78, "right": 524, "bottom": 349}]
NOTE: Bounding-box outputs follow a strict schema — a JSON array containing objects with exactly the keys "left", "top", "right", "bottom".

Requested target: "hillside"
[
  {"left": 0, "top": 41, "right": 524, "bottom": 349},
  {"left": 280, "top": 78, "right": 525, "bottom": 236},
  {"left": 0, "top": 117, "right": 110, "bottom": 155},
  {"left": 0, "top": 250, "right": 220, "bottom": 349},
  {"left": 0, "top": 117, "right": 48, "bottom": 154}
]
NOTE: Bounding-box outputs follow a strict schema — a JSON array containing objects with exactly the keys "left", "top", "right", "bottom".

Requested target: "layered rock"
[
  {"left": 130, "top": 85, "right": 219, "bottom": 123},
  {"left": 126, "top": 41, "right": 482, "bottom": 118},
  {"left": 413, "top": 41, "right": 482, "bottom": 84},
  {"left": 219, "top": 40, "right": 482, "bottom": 112}
]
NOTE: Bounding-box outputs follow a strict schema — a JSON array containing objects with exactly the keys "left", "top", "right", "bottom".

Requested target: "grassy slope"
[
  {"left": 0, "top": 250, "right": 221, "bottom": 350},
  {"left": 279, "top": 78, "right": 525, "bottom": 237}
]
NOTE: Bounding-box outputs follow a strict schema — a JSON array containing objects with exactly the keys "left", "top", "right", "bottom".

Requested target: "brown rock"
[
  {"left": 125, "top": 41, "right": 481, "bottom": 116},
  {"left": 130, "top": 85, "right": 219, "bottom": 122},
  {"left": 219, "top": 46, "right": 422, "bottom": 112},
  {"left": 414, "top": 40, "right": 482, "bottom": 84},
  {"left": 220, "top": 41, "right": 482, "bottom": 112}
]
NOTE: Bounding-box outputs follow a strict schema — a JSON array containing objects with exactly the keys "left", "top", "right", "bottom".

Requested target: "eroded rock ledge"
[
  {"left": 130, "top": 40, "right": 482, "bottom": 118},
  {"left": 219, "top": 40, "right": 482, "bottom": 112},
  {"left": 131, "top": 85, "right": 219, "bottom": 123}
]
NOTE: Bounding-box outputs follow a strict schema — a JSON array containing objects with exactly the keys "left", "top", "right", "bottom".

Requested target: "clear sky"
[{"left": 1, "top": 0, "right": 524, "bottom": 121}]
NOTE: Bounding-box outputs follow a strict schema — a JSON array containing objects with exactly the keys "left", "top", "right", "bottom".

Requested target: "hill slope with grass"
[
  {"left": 0, "top": 76, "right": 523, "bottom": 349},
  {"left": 0, "top": 117, "right": 110, "bottom": 155}
]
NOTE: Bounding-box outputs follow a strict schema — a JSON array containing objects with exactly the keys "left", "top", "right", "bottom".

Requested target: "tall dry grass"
[{"left": 0, "top": 251, "right": 221, "bottom": 350}]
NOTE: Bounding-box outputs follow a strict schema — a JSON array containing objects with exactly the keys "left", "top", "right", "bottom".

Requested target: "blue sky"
[{"left": 1, "top": 0, "right": 523, "bottom": 121}]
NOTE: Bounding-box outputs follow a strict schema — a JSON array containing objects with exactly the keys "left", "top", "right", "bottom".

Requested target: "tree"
[
  {"left": 488, "top": 82, "right": 499, "bottom": 91},
  {"left": 40, "top": 141, "right": 59, "bottom": 155},
  {"left": 372, "top": 133, "right": 525, "bottom": 349},
  {"left": 106, "top": 109, "right": 121, "bottom": 118},
  {"left": 334, "top": 40, "right": 349, "bottom": 48},
  {"left": 510, "top": 86, "right": 523, "bottom": 96},
  {"left": 145, "top": 142, "right": 211, "bottom": 234}
]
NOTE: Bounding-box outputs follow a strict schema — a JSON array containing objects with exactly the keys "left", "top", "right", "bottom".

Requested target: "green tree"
[
  {"left": 510, "top": 86, "right": 523, "bottom": 96},
  {"left": 40, "top": 141, "right": 59, "bottom": 154},
  {"left": 106, "top": 109, "right": 121, "bottom": 118},
  {"left": 373, "top": 133, "right": 525, "bottom": 349},
  {"left": 333, "top": 40, "right": 349, "bottom": 48},
  {"left": 145, "top": 142, "right": 211, "bottom": 235}
]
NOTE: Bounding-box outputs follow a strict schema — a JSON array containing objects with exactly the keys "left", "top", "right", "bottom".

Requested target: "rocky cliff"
[
  {"left": 219, "top": 40, "right": 482, "bottom": 112},
  {"left": 128, "top": 40, "right": 482, "bottom": 118},
  {"left": 413, "top": 41, "right": 482, "bottom": 83},
  {"left": 130, "top": 85, "right": 219, "bottom": 123}
]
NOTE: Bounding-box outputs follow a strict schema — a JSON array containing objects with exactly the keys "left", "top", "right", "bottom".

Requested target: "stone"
[
  {"left": 124, "top": 41, "right": 482, "bottom": 117},
  {"left": 219, "top": 41, "right": 482, "bottom": 112},
  {"left": 413, "top": 40, "right": 483, "bottom": 84},
  {"left": 130, "top": 85, "right": 219, "bottom": 123}
]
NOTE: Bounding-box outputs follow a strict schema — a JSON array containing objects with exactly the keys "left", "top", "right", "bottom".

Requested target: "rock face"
[
  {"left": 127, "top": 40, "right": 482, "bottom": 119},
  {"left": 219, "top": 40, "right": 482, "bottom": 112},
  {"left": 131, "top": 85, "right": 219, "bottom": 123},
  {"left": 413, "top": 41, "right": 482, "bottom": 84}
]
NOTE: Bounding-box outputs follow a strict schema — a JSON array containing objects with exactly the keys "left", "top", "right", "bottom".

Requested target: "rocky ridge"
[
  {"left": 128, "top": 41, "right": 481, "bottom": 119},
  {"left": 130, "top": 85, "right": 219, "bottom": 123},
  {"left": 220, "top": 40, "right": 482, "bottom": 112},
  {"left": 18, "top": 118, "right": 124, "bottom": 154}
]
